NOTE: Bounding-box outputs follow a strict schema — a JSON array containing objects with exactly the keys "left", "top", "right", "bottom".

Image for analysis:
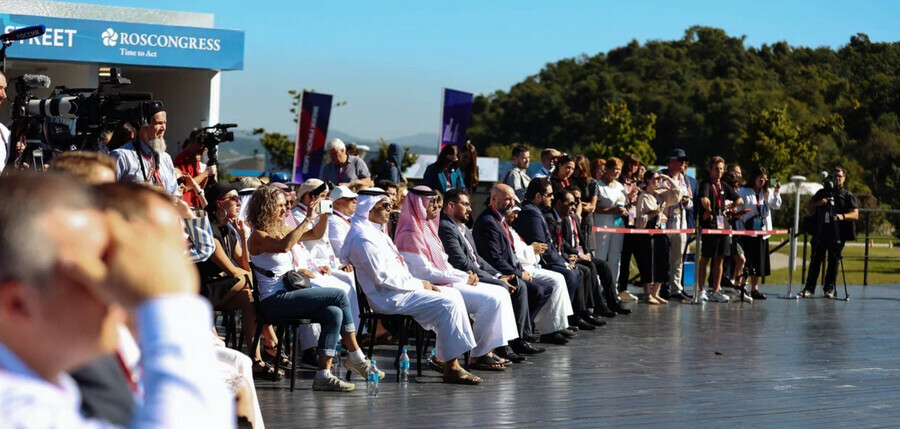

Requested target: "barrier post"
[
  {"left": 692, "top": 225, "right": 702, "bottom": 303},
  {"left": 864, "top": 211, "right": 870, "bottom": 286},
  {"left": 779, "top": 227, "right": 799, "bottom": 299}
]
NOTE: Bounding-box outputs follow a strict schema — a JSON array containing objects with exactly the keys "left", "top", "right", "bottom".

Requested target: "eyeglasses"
[
  {"left": 453, "top": 201, "right": 471, "bottom": 207},
  {"left": 379, "top": 202, "right": 392, "bottom": 210},
  {"left": 429, "top": 199, "right": 442, "bottom": 207}
]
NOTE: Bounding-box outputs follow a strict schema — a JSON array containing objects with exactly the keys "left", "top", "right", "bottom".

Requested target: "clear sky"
[{"left": 66, "top": 0, "right": 900, "bottom": 140}]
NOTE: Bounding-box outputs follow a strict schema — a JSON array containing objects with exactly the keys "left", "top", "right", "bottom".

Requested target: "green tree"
[
  {"left": 582, "top": 102, "right": 657, "bottom": 164},
  {"left": 735, "top": 106, "right": 826, "bottom": 179}
]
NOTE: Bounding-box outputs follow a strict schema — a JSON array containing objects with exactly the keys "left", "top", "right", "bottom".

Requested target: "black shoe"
[
  {"left": 569, "top": 315, "right": 596, "bottom": 331},
  {"left": 670, "top": 291, "right": 692, "bottom": 302},
  {"left": 510, "top": 339, "right": 547, "bottom": 355},
  {"left": 593, "top": 307, "right": 617, "bottom": 318},
  {"left": 494, "top": 346, "right": 526, "bottom": 363},
  {"left": 559, "top": 329, "right": 577, "bottom": 339},
  {"left": 581, "top": 314, "right": 607, "bottom": 327},
  {"left": 613, "top": 306, "right": 632, "bottom": 315},
  {"left": 567, "top": 325, "right": 580, "bottom": 332},
  {"left": 750, "top": 290, "right": 767, "bottom": 300},
  {"left": 525, "top": 334, "right": 541, "bottom": 343},
  {"left": 540, "top": 333, "right": 570, "bottom": 345}
]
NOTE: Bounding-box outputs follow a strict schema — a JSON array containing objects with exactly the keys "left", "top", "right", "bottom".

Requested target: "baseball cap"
[
  {"left": 297, "top": 179, "right": 327, "bottom": 199},
  {"left": 330, "top": 185, "right": 358, "bottom": 200}
]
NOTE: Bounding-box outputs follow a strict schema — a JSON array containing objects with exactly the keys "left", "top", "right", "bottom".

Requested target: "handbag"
[{"left": 250, "top": 262, "right": 311, "bottom": 291}]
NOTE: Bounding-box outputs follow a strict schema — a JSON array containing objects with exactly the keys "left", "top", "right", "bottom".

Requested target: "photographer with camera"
[
  {"left": 174, "top": 131, "right": 217, "bottom": 208},
  {"left": 0, "top": 70, "right": 10, "bottom": 174},
  {"left": 110, "top": 100, "right": 178, "bottom": 194},
  {"left": 800, "top": 167, "right": 859, "bottom": 299}
]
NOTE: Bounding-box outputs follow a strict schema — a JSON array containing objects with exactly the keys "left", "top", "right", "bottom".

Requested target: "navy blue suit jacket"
[
  {"left": 472, "top": 208, "right": 523, "bottom": 277},
  {"left": 512, "top": 203, "right": 569, "bottom": 269}
]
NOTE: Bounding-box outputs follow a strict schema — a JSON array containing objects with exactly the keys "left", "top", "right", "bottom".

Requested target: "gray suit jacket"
[{"left": 438, "top": 213, "right": 503, "bottom": 283}]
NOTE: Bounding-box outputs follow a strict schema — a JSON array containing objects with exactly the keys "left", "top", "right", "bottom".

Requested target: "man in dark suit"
[
  {"left": 513, "top": 178, "right": 606, "bottom": 329},
  {"left": 548, "top": 189, "right": 630, "bottom": 316},
  {"left": 439, "top": 189, "right": 546, "bottom": 358}
]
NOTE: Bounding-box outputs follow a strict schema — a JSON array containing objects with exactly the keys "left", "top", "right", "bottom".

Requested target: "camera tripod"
[{"left": 811, "top": 192, "right": 850, "bottom": 301}]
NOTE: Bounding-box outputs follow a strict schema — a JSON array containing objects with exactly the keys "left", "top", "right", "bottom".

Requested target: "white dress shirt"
[
  {"left": 0, "top": 295, "right": 234, "bottom": 428},
  {"left": 328, "top": 211, "right": 353, "bottom": 256}
]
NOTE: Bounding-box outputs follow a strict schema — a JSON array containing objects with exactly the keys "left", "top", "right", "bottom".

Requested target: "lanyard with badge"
[{"left": 712, "top": 183, "right": 726, "bottom": 229}]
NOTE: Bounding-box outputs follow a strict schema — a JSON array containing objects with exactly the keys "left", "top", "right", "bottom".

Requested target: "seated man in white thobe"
[
  {"left": 505, "top": 206, "right": 576, "bottom": 341},
  {"left": 395, "top": 186, "right": 519, "bottom": 370},
  {"left": 341, "top": 188, "right": 482, "bottom": 384}
]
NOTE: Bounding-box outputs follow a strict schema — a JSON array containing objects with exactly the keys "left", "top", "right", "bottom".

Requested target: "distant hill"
[{"left": 219, "top": 130, "right": 442, "bottom": 172}]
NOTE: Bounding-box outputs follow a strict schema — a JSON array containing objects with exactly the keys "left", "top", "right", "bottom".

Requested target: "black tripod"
[{"left": 814, "top": 192, "right": 850, "bottom": 301}]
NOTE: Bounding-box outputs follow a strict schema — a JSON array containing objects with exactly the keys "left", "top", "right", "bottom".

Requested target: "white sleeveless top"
[{"left": 250, "top": 250, "right": 294, "bottom": 300}]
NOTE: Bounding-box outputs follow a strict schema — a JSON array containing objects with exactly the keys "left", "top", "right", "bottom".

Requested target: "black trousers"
[
  {"left": 617, "top": 234, "right": 637, "bottom": 292},
  {"left": 805, "top": 236, "right": 845, "bottom": 293},
  {"left": 577, "top": 257, "right": 618, "bottom": 310}
]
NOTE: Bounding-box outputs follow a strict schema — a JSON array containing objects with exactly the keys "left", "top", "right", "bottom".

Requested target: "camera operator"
[
  {"left": 110, "top": 100, "right": 178, "bottom": 194},
  {"left": 0, "top": 70, "right": 10, "bottom": 174},
  {"left": 174, "top": 131, "right": 217, "bottom": 208},
  {"left": 800, "top": 166, "right": 859, "bottom": 299}
]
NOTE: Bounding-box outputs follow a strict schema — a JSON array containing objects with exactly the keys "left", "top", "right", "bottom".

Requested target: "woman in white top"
[
  {"left": 737, "top": 166, "right": 783, "bottom": 299},
  {"left": 592, "top": 157, "right": 633, "bottom": 301},
  {"left": 246, "top": 185, "right": 379, "bottom": 392},
  {"left": 635, "top": 171, "right": 682, "bottom": 304}
]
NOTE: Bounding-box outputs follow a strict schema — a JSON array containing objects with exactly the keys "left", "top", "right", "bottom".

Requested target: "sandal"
[
  {"left": 427, "top": 356, "right": 446, "bottom": 374},
  {"left": 489, "top": 353, "right": 509, "bottom": 366},
  {"left": 468, "top": 355, "right": 506, "bottom": 371},
  {"left": 443, "top": 368, "right": 483, "bottom": 385},
  {"left": 264, "top": 345, "right": 293, "bottom": 370},
  {"left": 252, "top": 359, "right": 284, "bottom": 381}
]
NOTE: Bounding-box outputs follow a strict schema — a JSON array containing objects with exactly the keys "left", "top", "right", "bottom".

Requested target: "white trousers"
[
  {"left": 667, "top": 232, "right": 687, "bottom": 293},
  {"left": 526, "top": 268, "right": 574, "bottom": 334},
  {"left": 594, "top": 232, "right": 624, "bottom": 291},
  {"left": 444, "top": 282, "right": 519, "bottom": 357}
]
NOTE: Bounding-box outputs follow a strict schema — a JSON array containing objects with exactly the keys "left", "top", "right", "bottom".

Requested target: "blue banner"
[
  {"left": 293, "top": 92, "right": 333, "bottom": 183},
  {"left": 439, "top": 88, "right": 474, "bottom": 153},
  {"left": 1, "top": 14, "right": 244, "bottom": 70}
]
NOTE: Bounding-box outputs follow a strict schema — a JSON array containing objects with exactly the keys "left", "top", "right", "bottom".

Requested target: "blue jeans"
[{"left": 259, "top": 287, "right": 356, "bottom": 357}]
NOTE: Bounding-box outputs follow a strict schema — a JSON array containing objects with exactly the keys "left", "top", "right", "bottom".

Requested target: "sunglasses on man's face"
[{"left": 378, "top": 202, "right": 392, "bottom": 210}]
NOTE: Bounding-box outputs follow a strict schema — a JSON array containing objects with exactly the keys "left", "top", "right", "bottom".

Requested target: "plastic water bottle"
[
  {"left": 399, "top": 348, "right": 410, "bottom": 385},
  {"left": 333, "top": 344, "right": 342, "bottom": 377},
  {"left": 367, "top": 359, "right": 379, "bottom": 397}
]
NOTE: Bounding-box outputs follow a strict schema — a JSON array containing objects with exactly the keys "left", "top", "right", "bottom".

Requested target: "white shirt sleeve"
[
  {"left": 328, "top": 217, "right": 348, "bottom": 255},
  {"left": 350, "top": 239, "right": 424, "bottom": 292},
  {"left": 401, "top": 252, "right": 469, "bottom": 285}
]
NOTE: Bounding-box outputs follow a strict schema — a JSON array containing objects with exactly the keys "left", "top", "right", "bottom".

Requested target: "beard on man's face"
[{"left": 149, "top": 138, "right": 166, "bottom": 153}]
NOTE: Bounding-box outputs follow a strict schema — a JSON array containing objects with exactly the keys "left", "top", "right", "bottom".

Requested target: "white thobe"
[
  {"left": 511, "top": 228, "right": 574, "bottom": 334},
  {"left": 342, "top": 218, "right": 476, "bottom": 361},
  {"left": 401, "top": 251, "right": 519, "bottom": 356}
]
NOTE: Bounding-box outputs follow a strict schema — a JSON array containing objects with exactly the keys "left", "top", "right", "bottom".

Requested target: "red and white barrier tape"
[{"left": 591, "top": 226, "right": 790, "bottom": 236}]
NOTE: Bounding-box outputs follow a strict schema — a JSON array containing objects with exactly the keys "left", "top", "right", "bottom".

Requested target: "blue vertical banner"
[
  {"left": 439, "top": 88, "right": 474, "bottom": 153},
  {"left": 293, "top": 91, "right": 333, "bottom": 182}
]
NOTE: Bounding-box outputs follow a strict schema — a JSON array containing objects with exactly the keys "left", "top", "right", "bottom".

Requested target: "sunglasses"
[
  {"left": 378, "top": 202, "right": 392, "bottom": 210},
  {"left": 220, "top": 195, "right": 240, "bottom": 203}
]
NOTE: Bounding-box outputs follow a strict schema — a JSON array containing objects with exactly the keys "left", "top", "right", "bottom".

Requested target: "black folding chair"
[
  {"left": 349, "top": 279, "right": 429, "bottom": 382},
  {"left": 246, "top": 274, "right": 311, "bottom": 392}
]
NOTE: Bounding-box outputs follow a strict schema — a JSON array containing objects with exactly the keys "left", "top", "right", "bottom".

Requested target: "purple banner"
[
  {"left": 293, "top": 91, "right": 333, "bottom": 182},
  {"left": 439, "top": 88, "right": 474, "bottom": 153}
]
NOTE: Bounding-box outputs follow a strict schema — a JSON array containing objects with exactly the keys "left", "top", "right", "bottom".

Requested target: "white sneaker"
[
  {"left": 618, "top": 290, "right": 639, "bottom": 302},
  {"left": 732, "top": 291, "right": 753, "bottom": 303},
  {"left": 696, "top": 290, "right": 709, "bottom": 302},
  {"left": 312, "top": 373, "right": 355, "bottom": 392},
  {"left": 344, "top": 358, "right": 385, "bottom": 380},
  {"left": 709, "top": 290, "right": 730, "bottom": 303}
]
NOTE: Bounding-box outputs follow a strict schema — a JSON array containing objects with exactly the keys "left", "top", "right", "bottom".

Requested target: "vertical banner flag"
[
  {"left": 293, "top": 91, "right": 333, "bottom": 182},
  {"left": 439, "top": 88, "right": 474, "bottom": 153}
]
